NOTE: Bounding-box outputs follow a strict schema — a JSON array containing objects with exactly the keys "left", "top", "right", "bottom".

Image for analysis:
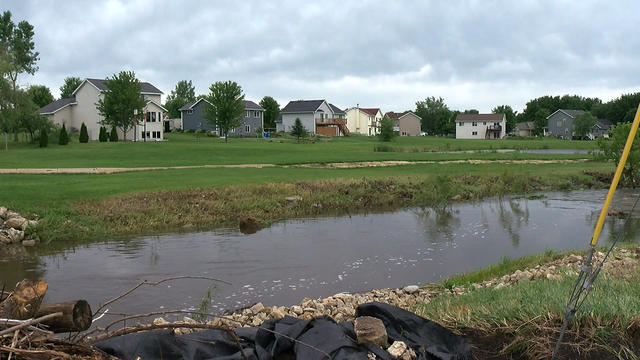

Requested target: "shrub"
[
  {"left": 185, "top": 129, "right": 195, "bottom": 133},
  {"left": 79, "top": 123, "right": 89, "bottom": 143},
  {"left": 290, "top": 118, "right": 308, "bottom": 142},
  {"left": 98, "top": 126, "right": 108, "bottom": 142},
  {"left": 58, "top": 123, "right": 69, "bottom": 145},
  {"left": 195, "top": 129, "right": 205, "bottom": 134},
  {"left": 109, "top": 127, "right": 118, "bottom": 142},
  {"left": 379, "top": 115, "right": 395, "bottom": 142},
  {"left": 39, "top": 128, "right": 48, "bottom": 148}
]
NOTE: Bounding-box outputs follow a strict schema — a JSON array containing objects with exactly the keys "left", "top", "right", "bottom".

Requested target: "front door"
[{"left": 164, "top": 120, "right": 170, "bottom": 132}]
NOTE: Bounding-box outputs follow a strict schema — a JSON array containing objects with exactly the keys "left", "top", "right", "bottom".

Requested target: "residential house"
[
  {"left": 345, "top": 107, "right": 382, "bottom": 136},
  {"left": 455, "top": 113, "right": 506, "bottom": 139},
  {"left": 180, "top": 99, "right": 264, "bottom": 137},
  {"left": 385, "top": 111, "right": 422, "bottom": 136},
  {"left": 278, "top": 100, "right": 349, "bottom": 136},
  {"left": 514, "top": 122, "right": 535, "bottom": 137},
  {"left": 39, "top": 78, "right": 166, "bottom": 141},
  {"left": 590, "top": 119, "right": 612, "bottom": 139},
  {"left": 546, "top": 109, "right": 585, "bottom": 139}
]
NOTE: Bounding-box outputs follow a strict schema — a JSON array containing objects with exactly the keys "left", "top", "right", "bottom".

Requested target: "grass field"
[{"left": 0, "top": 133, "right": 597, "bottom": 168}]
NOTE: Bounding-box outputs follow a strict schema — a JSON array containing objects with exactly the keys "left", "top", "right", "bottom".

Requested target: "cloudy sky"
[{"left": 7, "top": 0, "right": 640, "bottom": 112}]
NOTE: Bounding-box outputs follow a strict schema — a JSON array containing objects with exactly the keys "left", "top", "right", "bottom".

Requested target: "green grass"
[{"left": 0, "top": 133, "right": 598, "bottom": 168}]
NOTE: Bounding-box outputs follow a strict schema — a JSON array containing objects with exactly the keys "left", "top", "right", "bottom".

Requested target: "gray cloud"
[{"left": 8, "top": 0, "right": 640, "bottom": 113}]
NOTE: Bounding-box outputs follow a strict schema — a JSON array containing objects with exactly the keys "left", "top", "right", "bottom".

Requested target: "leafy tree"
[
  {"left": 597, "top": 122, "right": 640, "bottom": 186},
  {"left": 26, "top": 85, "right": 54, "bottom": 108},
  {"left": 533, "top": 108, "right": 550, "bottom": 136},
  {"left": 98, "top": 126, "right": 108, "bottom": 142},
  {"left": 13, "top": 88, "right": 47, "bottom": 143},
  {"left": 415, "top": 97, "right": 453, "bottom": 135},
  {"left": 79, "top": 122, "right": 89, "bottom": 143},
  {"left": 164, "top": 80, "right": 196, "bottom": 118},
  {"left": 96, "top": 71, "right": 146, "bottom": 141},
  {"left": 596, "top": 93, "right": 640, "bottom": 125},
  {"left": 0, "top": 76, "right": 12, "bottom": 149},
  {"left": 259, "top": 96, "right": 280, "bottom": 130},
  {"left": 109, "top": 127, "right": 118, "bottom": 142},
  {"left": 0, "top": 11, "right": 39, "bottom": 91},
  {"left": 289, "top": 118, "right": 308, "bottom": 142},
  {"left": 38, "top": 127, "right": 47, "bottom": 147},
  {"left": 463, "top": 109, "right": 479, "bottom": 114},
  {"left": 59, "top": 76, "right": 82, "bottom": 98},
  {"left": 573, "top": 111, "right": 597, "bottom": 139},
  {"left": 379, "top": 115, "right": 395, "bottom": 142},
  {"left": 520, "top": 95, "right": 602, "bottom": 124},
  {"left": 58, "top": 123, "right": 69, "bottom": 145},
  {"left": 492, "top": 105, "right": 518, "bottom": 134},
  {"left": 203, "top": 80, "right": 245, "bottom": 143}
]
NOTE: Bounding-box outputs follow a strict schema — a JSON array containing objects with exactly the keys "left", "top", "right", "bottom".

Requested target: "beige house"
[
  {"left": 514, "top": 121, "right": 535, "bottom": 137},
  {"left": 345, "top": 107, "right": 383, "bottom": 136},
  {"left": 455, "top": 113, "right": 506, "bottom": 139},
  {"left": 385, "top": 111, "right": 422, "bottom": 136},
  {"left": 39, "top": 78, "right": 166, "bottom": 141}
]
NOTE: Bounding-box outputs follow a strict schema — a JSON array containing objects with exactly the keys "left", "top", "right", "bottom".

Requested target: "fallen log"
[
  {"left": 0, "top": 280, "right": 47, "bottom": 320},
  {"left": 35, "top": 300, "right": 92, "bottom": 333}
]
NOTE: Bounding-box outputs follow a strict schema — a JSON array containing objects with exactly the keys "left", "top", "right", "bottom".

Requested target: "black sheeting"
[{"left": 95, "top": 302, "right": 472, "bottom": 360}]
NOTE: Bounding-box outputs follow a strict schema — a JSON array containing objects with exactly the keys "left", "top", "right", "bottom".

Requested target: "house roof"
[
  {"left": 179, "top": 98, "right": 213, "bottom": 111},
  {"left": 385, "top": 111, "right": 422, "bottom": 120},
  {"left": 456, "top": 113, "right": 505, "bottom": 122},
  {"left": 360, "top": 108, "right": 380, "bottom": 116},
  {"left": 329, "top": 103, "right": 344, "bottom": 114},
  {"left": 79, "top": 78, "right": 163, "bottom": 95},
  {"left": 39, "top": 97, "right": 77, "bottom": 115},
  {"left": 281, "top": 100, "right": 326, "bottom": 113},
  {"left": 244, "top": 100, "right": 264, "bottom": 110},
  {"left": 546, "top": 109, "right": 585, "bottom": 119},
  {"left": 595, "top": 119, "right": 612, "bottom": 129},
  {"left": 515, "top": 121, "right": 535, "bottom": 131},
  {"left": 180, "top": 99, "right": 264, "bottom": 111},
  {"left": 146, "top": 100, "right": 168, "bottom": 112}
]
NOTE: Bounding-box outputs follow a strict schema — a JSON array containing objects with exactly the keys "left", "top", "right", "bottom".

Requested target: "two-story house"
[
  {"left": 547, "top": 109, "right": 613, "bottom": 139},
  {"left": 384, "top": 111, "right": 422, "bottom": 136},
  {"left": 39, "top": 78, "right": 166, "bottom": 141},
  {"left": 180, "top": 99, "right": 264, "bottom": 137},
  {"left": 455, "top": 113, "right": 506, "bottom": 139},
  {"left": 345, "top": 107, "right": 383, "bottom": 136},
  {"left": 277, "top": 99, "right": 348, "bottom": 136}
]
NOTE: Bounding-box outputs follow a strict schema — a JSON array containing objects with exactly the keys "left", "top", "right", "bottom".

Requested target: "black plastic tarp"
[{"left": 95, "top": 302, "right": 472, "bottom": 360}]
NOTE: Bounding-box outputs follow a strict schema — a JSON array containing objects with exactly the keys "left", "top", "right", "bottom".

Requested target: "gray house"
[
  {"left": 180, "top": 99, "right": 264, "bottom": 137},
  {"left": 277, "top": 99, "right": 348, "bottom": 136},
  {"left": 546, "top": 109, "right": 611, "bottom": 139}
]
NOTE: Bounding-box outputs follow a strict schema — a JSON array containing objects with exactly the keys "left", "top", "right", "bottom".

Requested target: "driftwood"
[
  {"left": 35, "top": 300, "right": 92, "bottom": 333},
  {"left": 0, "top": 312, "right": 61, "bottom": 337},
  {"left": 0, "top": 280, "right": 48, "bottom": 320}
]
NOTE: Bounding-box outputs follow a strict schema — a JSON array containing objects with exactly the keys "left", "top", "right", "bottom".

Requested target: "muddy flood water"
[{"left": 2, "top": 189, "right": 640, "bottom": 320}]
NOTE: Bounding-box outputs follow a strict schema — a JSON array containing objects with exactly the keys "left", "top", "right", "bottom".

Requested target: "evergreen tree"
[
  {"left": 79, "top": 122, "right": 89, "bottom": 143},
  {"left": 289, "top": 118, "right": 308, "bottom": 142},
  {"left": 379, "top": 115, "right": 395, "bottom": 142},
  {"left": 98, "top": 126, "right": 108, "bottom": 142},
  {"left": 38, "top": 128, "right": 48, "bottom": 148},
  {"left": 58, "top": 123, "right": 69, "bottom": 145},
  {"left": 109, "top": 127, "right": 118, "bottom": 142}
]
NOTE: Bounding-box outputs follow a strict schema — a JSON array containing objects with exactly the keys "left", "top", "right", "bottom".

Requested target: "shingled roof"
[
  {"left": 456, "top": 113, "right": 505, "bottom": 122},
  {"left": 329, "top": 103, "right": 344, "bottom": 115},
  {"left": 281, "top": 100, "right": 325, "bottom": 113},
  {"left": 360, "top": 108, "right": 380, "bottom": 116},
  {"left": 83, "top": 78, "right": 163, "bottom": 94},
  {"left": 39, "top": 97, "right": 77, "bottom": 114}
]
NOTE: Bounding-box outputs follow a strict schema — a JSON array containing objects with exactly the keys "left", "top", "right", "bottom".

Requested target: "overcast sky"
[{"left": 7, "top": 0, "right": 640, "bottom": 113}]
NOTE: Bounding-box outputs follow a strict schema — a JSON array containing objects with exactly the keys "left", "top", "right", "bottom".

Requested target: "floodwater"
[{"left": 2, "top": 189, "right": 640, "bottom": 320}]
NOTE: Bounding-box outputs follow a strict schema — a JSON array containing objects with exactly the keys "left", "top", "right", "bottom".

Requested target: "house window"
[
  {"left": 245, "top": 125, "right": 250, "bottom": 133},
  {"left": 187, "top": 109, "right": 193, "bottom": 114},
  {"left": 472, "top": 131, "right": 478, "bottom": 135},
  {"left": 472, "top": 122, "right": 477, "bottom": 126},
  {"left": 401, "top": 131, "right": 407, "bottom": 136},
  {"left": 246, "top": 110, "right": 250, "bottom": 118},
  {"left": 146, "top": 131, "right": 150, "bottom": 139},
  {"left": 254, "top": 111, "right": 260, "bottom": 118},
  {"left": 152, "top": 131, "right": 160, "bottom": 139},
  {"left": 557, "top": 121, "right": 562, "bottom": 127},
  {"left": 458, "top": 122, "right": 464, "bottom": 126},
  {"left": 141, "top": 131, "right": 145, "bottom": 139},
  {"left": 494, "top": 122, "right": 499, "bottom": 126},
  {"left": 151, "top": 112, "right": 156, "bottom": 122},
  {"left": 483, "top": 122, "right": 486, "bottom": 125}
]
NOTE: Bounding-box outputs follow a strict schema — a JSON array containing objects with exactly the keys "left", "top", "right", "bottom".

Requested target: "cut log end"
[{"left": 35, "top": 300, "right": 93, "bottom": 333}]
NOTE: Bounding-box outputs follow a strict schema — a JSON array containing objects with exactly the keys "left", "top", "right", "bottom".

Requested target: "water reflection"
[{"left": 413, "top": 207, "right": 460, "bottom": 243}]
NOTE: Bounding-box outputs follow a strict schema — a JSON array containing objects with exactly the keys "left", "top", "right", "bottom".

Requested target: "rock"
[
  {"left": 387, "top": 341, "right": 408, "bottom": 357},
  {"left": 285, "top": 195, "right": 303, "bottom": 202},
  {"left": 354, "top": 316, "right": 388, "bottom": 347},
  {"left": 7, "top": 228, "right": 24, "bottom": 243},
  {"left": 403, "top": 285, "right": 419, "bottom": 294},
  {"left": 494, "top": 283, "right": 505, "bottom": 290},
  {"left": 252, "top": 317, "right": 262, "bottom": 326},
  {"left": 183, "top": 316, "right": 197, "bottom": 324},
  {"left": 26, "top": 220, "right": 39, "bottom": 229},
  {"left": 5, "top": 211, "right": 20, "bottom": 219},
  {"left": 21, "top": 239, "right": 36, "bottom": 247},
  {"left": 291, "top": 305, "right": 303, "bottom": 315},
  {"left": 270, "top": 307, "right": 285, "bottom": 319},
  {"left": 450, "top": 194, "right": 462, "bottom": 201},
  {"left": 250, "top": 302, "right": 265, "bottom": 314},
  {"left": 4, "top": 216, "right": 27, "bottom": 230},
  {"left": 0, "top": 206, "right": 6, "bottom": 219},
  {"left": 0, "top": 231, "right": 11, "bottom": 244},
  {"left": 238, "top": 217, "right": 261, "bottom": 234},
  {"left": 367, "top": 352, "right": 377, "bottom": 360},
  {"left": 153, "top": 317, "right": 168, "bottom": 325}
]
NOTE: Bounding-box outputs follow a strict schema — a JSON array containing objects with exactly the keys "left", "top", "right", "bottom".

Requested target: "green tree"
[
  {"left": 533, "top": 108, "right": 550, "bottom": 136},
  {"left": 259, "top": 96, "right": 280, "bottom": 130},
  {"left": 573, "top": 111, "right": 597, "bottom": 139},
  {"left": 255, "top": 125, "right": 263, "bottom": 138},
  {"left": 109, "top": 127, "right": 118, "bottom": 142},
  {"left": 26, "top": 84, "right": 54, "bottom": 108},
  {"left": 0, "top": 11, "right": 39, "bottom": 91},
  {"left": 290, "top": 118, "right": 308, "bottom": 142},
  {"left": 164, "top": 80, "right": 196, "bottom": 118},
  {"left": 13, "top": 88, "right": 47, "bottom": 143},
  {"left": 79, "top": 122, "right": 89, "bottom": 143},
  {"left": 58, "top": 123, "right": 69, "bottom": 145},
  {"left": 415, "top": 97, "right": 453, "bottom": 135},
  {"left": 203, "top": 80, "right": 245, "bottom": 143},
  {"left": 59, "top": 76, "right": 82, "bottom": 98},
  {"left": 38, "top": 127, "right": 47, "bottom": 147},
  {"left": 98, "top": 126, "right": 107, "bottom": 142},
  {"left": 492, "top": 105, "right": 518, "bottom": 134},
  {"left": 597, "top": 122, "right": 640, "bottom": 186},
  {"left": 0, "top": 76, "right": 12, "bottom": 149},
  {"left": 96, "top": 71, "right": 146, "bottom": 141},
  {"left": 379, "top": 115, "right": 395, "bottom": 142}
]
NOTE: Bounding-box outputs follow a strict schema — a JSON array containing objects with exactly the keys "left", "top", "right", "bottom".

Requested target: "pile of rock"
[{"left": 0, "top": 206, "right": 40, "bottom": 248}]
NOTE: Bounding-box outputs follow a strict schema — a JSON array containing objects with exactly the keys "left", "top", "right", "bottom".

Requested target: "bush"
[
  {"left": 290, "top": 118, "right": 308, "bottom": 142},
  {"left": 379, "top": 116, "right": 395, "bottom": 142},
  {"left": 185, "top": 129, "right": 195, "bottom": 133},
  {"left": 79, "top": 123, "right": 89, "bottom": 143},
  {"left": 39, "top": 128, "right": 48, "bottom": 148},
  {"left": 195, "top": 129, "right": 205, "bottom": 134},
  {"left": 109, "top": 127, "right": 118, "bottom": 142},
  {"left": 58, "top": 123, "right": 69, "bottom": 145},
  {"left": 98, "top": 126, "right": 108, "bottom": 142}
]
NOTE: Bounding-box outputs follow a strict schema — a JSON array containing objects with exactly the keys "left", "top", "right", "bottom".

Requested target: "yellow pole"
[{"left": 591, "top": 104, "right": 640, "bottom": 246}]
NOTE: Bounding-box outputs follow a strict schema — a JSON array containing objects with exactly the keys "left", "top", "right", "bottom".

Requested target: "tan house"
[
  {"left": 515, "top": 122, "right": 535, "bottom": 137},
  {"left": 455, "top": 113, "right": 506, "bottom": 139},
  {"left": 39, "top": 78, "right": 166, "bottom": 141},
  {"left": 345, "top": 107, "right": 383, "bottom": 136},
  {"left": 385, "top": 111, "right": 422, "bottom": 136}
]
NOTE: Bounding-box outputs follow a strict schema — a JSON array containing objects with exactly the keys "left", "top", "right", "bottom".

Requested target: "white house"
[
  {"left": 345, "top": 107, "right": 383, "bottom": 136},
  {"left": 39, "top": 78, "right": 166, "bottom": 141},
  {"left": 455, "top": 113, "right": 506, "bottom": 139}
]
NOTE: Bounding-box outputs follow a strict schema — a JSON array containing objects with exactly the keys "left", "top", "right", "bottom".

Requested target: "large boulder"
[
  {"left": 5, "top": 216, "right": 27, "bottom": 230},
  {"left": 7, "top": 228, "right": 25, "bottom": 243},
  {"left": 0, "top": 231, "right": 12, "bottom": 244},
  {"left": 354, "top": 316, "right": 388, "bottom": 347}
]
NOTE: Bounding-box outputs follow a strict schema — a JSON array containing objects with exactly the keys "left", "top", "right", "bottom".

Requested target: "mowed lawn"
[{"left": 0, "top": 133, "right": 598, "bottom": 168}]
